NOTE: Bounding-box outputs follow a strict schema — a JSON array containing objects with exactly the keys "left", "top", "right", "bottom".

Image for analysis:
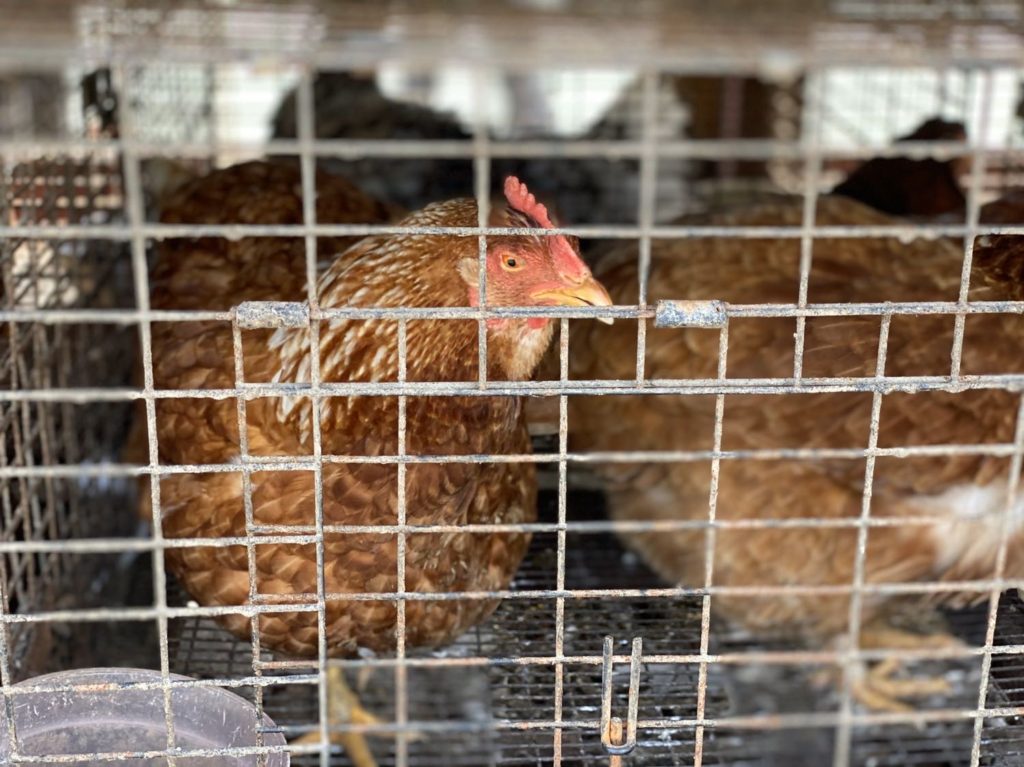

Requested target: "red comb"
[
  {"left": 503, "top": 176, "right": 555, "bottom": 229},
  {"left": 502, "top": 176, "right": 589, "bottom": 282}
]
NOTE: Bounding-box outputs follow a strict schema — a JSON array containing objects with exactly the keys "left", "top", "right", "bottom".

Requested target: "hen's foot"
[
  {"left": 851, "top": 625, "right": 961, "bottom": 712},
  {"left": 852, "top": 657, "right": 952, "bottom": 712},
  {"left": 291, "top": 666, "right": 384, "bottom": 767}
]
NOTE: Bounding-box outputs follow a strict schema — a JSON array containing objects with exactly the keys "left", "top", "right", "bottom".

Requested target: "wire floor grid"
[{"left": 129, "top": 491, "right": 1024, "bottom": 767}]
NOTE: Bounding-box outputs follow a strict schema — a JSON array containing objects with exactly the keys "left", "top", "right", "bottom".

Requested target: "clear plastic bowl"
[{"left": 0, "top": 667, "right": 289, "bottom": 766}]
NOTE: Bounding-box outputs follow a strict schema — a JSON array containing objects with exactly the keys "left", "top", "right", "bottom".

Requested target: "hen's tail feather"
[
  {"left": 974, "top": 192, "right": 1024, "bottom": 301},
  {"left": 974, "top": 236, "right": 1024, "bottom": 299},
  {"left": 149, "top": 160, "right": 397, "bottom": 312}
]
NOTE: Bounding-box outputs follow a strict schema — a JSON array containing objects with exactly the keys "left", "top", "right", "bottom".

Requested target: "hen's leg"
[
  {"left": 851, "top": 625, "right": 961, "bottom": 712},
  {"left": 292, "top": 666, "right": 383, "bottom": 767}
]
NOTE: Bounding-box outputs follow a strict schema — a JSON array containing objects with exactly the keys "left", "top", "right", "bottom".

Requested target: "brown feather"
[{"left": 567, "top": 194, "right": 1024, "bottom": 641}]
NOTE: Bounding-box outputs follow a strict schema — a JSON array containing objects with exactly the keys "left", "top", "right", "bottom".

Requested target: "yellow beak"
[{"left": 532, "top": 276, "right": 615, "bottom": 324}]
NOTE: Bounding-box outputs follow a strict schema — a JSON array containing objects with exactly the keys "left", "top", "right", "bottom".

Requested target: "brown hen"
[
  {"left": 131, "top": 161, "right": 611, "bottom": 762},
  {"left": 564, "top": 193, "right": 1024, "bottom": 711}
]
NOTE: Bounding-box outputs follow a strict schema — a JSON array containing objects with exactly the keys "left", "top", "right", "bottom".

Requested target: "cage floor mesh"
[{"left": 92, "top": 489, "right": 1023, "bottom": 767}]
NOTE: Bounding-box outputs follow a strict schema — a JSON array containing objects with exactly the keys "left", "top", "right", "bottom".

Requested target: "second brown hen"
[{"left": 565, "top": 193, "right": 1024, "bottom": 711}]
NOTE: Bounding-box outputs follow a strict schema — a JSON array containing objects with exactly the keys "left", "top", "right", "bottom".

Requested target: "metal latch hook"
[{"left": 600, "top": 635, "right": 643, "bottom": 759}]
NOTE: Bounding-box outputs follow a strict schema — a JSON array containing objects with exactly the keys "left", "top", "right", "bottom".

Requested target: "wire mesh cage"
[{"left": 2, "top": 2, "right": 1024, "bottom": 766}]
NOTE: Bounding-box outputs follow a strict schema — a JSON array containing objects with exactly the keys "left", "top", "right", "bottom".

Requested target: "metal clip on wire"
[
  {"left": 653, "top": 299, "right": 728, "bottom": 329},
  {"left": 234, "top": 301, "right": 310, "bottom": 329},
  {"left": 600, "top": 635, "right": 643, "bottom": 764}
]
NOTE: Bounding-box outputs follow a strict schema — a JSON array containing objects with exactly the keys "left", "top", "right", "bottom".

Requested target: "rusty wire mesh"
[{"left": 2, "top": 2, "right": 1024, "bottom": 767}]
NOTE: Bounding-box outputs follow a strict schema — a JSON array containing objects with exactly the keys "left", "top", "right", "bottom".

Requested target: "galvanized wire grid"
[
  {"left": 0, "top": 151, "right": 137, "bottom": 684},
  {"left": 1, "top": 42, "right": 1024, "bottom": 767}
]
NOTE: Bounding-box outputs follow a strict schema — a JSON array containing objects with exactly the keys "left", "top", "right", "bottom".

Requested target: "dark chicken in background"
[
  {"left": 561, "top": 176, "right": 1024, "bottom": 713},
  {"left": 127, "top": 162, "right": 611, "bottom": 765},
  {"left": 271, "top": 71, "right": 689, "bottom": 224},
  {"left": 831, "top": 117, "right": 968, "bottom": 219},
  {"left": 271, "top": 72, "right": 472, "bottom": 212}
]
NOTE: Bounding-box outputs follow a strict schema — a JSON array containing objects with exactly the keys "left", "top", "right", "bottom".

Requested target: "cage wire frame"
[
  {"left": 1, "top": 30, "right": 1024, "bottom": 767},
  {"left": 0, "top": 139, "right": 138, "bottom": 679}
]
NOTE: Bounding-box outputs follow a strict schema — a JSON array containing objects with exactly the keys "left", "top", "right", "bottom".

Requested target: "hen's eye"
[
  {"left": 502, "top": 256, "right": 521, "bottom": 271},
  {"left": 506, "top": 258, "right": 517, "bottom": 267}
]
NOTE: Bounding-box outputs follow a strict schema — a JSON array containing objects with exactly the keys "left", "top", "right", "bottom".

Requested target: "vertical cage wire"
[
  {"left": 971, "top": 395, "right": 1024, "bottom": 767},
  {"left": 118, "top": 59, "right": 183, "bottom": 766},
  {"left": 831, "top": 312, "right": 892, "bottom": 767}
]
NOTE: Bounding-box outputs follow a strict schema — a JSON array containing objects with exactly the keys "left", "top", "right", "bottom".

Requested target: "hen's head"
[
  {"left": 455, "top": 176, "right": 612, "bottom": 380},
  {"left": 460, "top": 176, "right": 612, "bottom": 319}
]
